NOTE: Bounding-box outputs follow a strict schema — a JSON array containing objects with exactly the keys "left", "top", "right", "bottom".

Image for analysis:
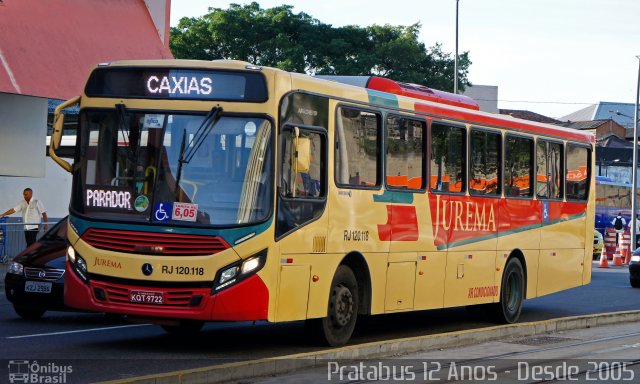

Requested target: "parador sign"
[{"left": 86, "top": 188, "right": 132, "bottom": 210}]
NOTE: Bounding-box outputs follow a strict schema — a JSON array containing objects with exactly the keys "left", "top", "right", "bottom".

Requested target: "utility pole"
[
  {"left": 631, "top": 55, "right": 640, "bottom": 250},
  {"left": 454, "top": 0, "right": 459, "bottom": 94}
]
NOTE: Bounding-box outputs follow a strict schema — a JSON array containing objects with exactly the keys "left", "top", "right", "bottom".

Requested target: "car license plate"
[
  {"left": 129, "top": 290, "right": 164, "bottom": 304},
  {"left": 24, "top": 281, "right": 52, "bottom": 293}
]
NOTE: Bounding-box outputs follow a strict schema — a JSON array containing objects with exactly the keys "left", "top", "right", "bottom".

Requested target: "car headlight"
[
  {"left": 631, "top": 255, "right": 640, "bottom": 263},
  {"left": 67, "top": 245, "right": 76, "bottom": 263},
  {"left": 213, "top": 249, "right": 267, "bottom": 292},
  {"left": 7, "top": 262, "right": 24, "bottom": 276}
]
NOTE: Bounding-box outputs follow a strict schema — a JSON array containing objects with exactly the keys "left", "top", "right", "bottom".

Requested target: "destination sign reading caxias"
[
  {"left": 85, "top": 67, "right": 268, "bottom": 101},
  {"left": 146, "top": 75, "right": 213, "bottom": 96}
]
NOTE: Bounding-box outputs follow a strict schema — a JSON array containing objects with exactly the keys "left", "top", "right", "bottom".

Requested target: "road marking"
[{"left": 6, "top": 324, "right": 150, "bottom": 339}]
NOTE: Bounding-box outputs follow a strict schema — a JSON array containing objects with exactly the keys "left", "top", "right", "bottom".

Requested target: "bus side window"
[
  {"left": 430, "top": 123, "right": 466, "bottom": 193},
  {"left": 386, "top": 115, "right": 425, "bottom": 190},
  {"left": 335, "top": 107, "right": 381, "bottom": 188},
  {"left": 469, "top": 129, "right": 501, "bottom": 196},
  {"left": 504, "top": 135, "right": 533, "bottom": 197},
  {"left": 566, "top": 144, "right": 590, "bottom": 200},
  {"left": 537, "top": 140, "right": 563, "bottom": 199},
  {"left": 276, "top": 127, "right": 326, "bottom": 238}
]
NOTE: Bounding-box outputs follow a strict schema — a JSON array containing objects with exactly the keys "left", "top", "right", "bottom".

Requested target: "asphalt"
[{"left": 96, "top": 310, "right": 640, "bottom": 384}]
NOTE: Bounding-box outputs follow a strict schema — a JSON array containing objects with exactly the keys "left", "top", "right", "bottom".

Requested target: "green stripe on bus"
[
  {"left": 373, "top": 190, "right": 414, "bottom": 204},
  {"left": 437, "top": 212, "right": 587, "bottom": 250},
  {"left": 367, "top": 89, "right": 398, "bottom": 108}
]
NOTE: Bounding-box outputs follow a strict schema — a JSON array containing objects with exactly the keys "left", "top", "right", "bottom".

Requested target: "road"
[
  {"left": 255, "top": 319, "right": 640, "bottom": 383},
  {"left": 0, "top": 264, "right": 638, "bottom": 383}
]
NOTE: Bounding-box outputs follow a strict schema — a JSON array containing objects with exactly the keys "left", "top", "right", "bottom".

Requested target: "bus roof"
[{"left": 87, "top": 59, "right": 595, "bottom": 145}]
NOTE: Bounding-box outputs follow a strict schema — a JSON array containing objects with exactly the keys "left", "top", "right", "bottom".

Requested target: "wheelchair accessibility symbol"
[{"left": 154, "top": 202, "right": 172, "bottom": 222}]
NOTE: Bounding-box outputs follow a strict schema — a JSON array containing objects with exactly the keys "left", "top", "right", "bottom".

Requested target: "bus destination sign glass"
[{"left": 85, "top": 68, "right": 268, "bottom": 102}]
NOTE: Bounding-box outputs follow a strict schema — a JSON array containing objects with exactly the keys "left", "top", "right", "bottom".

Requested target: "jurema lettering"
[{"left": 86, "top": 189, "right": 132, "bottom": 210}]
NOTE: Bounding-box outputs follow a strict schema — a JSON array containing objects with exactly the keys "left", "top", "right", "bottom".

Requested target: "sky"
[{"left": 170, "top": 0, "right": 640, "bottom": 119}]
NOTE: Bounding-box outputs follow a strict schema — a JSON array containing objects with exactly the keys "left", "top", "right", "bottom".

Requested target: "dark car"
[
  {"left": 631, "top": 248, "right": 640, "bottom": 288},
  {"left": 4, "top": 217, "right": 67, "bottom": 319}
]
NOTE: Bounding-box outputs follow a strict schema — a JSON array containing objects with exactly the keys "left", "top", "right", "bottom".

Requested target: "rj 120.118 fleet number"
[{"left": 161, "top": 266, "right": 205, "bottom": 276}]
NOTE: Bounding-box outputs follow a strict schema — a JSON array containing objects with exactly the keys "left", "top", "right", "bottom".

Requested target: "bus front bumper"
[{"left": 64, "top": 260, "right": 269, "bottom": 321}]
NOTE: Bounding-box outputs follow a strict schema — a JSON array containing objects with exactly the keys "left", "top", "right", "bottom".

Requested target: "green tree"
[{"left": 170, "top": 2, "right": 471, "bottom": 91}]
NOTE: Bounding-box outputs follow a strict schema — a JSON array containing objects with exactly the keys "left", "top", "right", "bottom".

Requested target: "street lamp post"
[
  {"left": 632, "top": 55, "right": 640, "bottom": 250},
  {"left": 453, "top": 0, "right": 459, "bottom": 94}
]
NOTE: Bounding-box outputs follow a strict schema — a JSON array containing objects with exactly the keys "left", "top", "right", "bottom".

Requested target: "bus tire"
[
  {"left": 310, "top": 265, "right": 359, "bottom": 347},
  {"left": 490, "top": 258, "right": 524, "bottom": 324},
  {"left": 161, "top": 320, "right": 205, "bottom": 335}
]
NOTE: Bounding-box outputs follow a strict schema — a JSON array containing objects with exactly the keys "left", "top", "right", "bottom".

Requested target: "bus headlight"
[
  {"left": 74, "top": 255, "right": 89, "bottom": 282},
  {"left": 219, "top": 266, "right": 238, "bottom": 285},
  {"left": 241, "top": 257, "right": 261, "bottom": 274},
  {"left": 7, "top": 262, "right": 24, "bottom": 276},
  {"left": 213, "top": 249, "right": 267, "bottom": 292},
  {"left": 67, "top": 246, "right": 76, "bottom": 263}
]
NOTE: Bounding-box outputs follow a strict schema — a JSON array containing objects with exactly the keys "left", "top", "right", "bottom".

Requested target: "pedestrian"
[
  {"left": 629, "top": 214, "right": 640, "bottom": 248},
  {"left": 611, "top": 212, "right": 626, "bottom": 246},
  {"left": 0, "top": 188, "right": 48, "bottom": 247}
]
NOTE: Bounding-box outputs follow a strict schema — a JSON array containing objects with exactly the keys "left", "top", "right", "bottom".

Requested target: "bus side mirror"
[{"left": 49, "top": 96, "right": 80, "bottom": 173}]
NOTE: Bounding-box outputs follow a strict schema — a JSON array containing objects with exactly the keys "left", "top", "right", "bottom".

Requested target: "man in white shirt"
[{"left": 0, "top": 188, "right": 48, "bottom": 247}]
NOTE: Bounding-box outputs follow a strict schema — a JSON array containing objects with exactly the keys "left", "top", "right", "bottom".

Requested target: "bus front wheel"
[
  {"left": 490, "top": 258, "right": 524, "bottom": 324},
  {"left": 161, "top": 320, "right": 205, "bottom": 335},
  {"left": 308, "top": 265, "right": 359, "bottom": 347}
]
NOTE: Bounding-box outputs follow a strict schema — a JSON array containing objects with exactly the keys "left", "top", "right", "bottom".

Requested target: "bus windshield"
[{"left": 74, "top": 110, "right": 273, "bottom": 226}]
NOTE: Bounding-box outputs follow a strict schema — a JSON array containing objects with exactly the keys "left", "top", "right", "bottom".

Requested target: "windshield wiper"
[
  {"left": 182, "top": 105, "right": 223, "bottom": 164},
  {"left": 115, "top": 103, "right": 138, "bottom": 167},
  {"left": 174, "top": 105, "right": 223, "bottom": 200}
]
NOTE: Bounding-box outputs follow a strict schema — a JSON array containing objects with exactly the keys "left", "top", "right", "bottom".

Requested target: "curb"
[{"left": 96, "top": 310, "right": 640, "bottom": 384}]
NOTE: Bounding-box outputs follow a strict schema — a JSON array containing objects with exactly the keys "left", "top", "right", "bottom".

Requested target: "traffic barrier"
[
  {"left": 598, "top": 248, "right": 609, "bottom": 268},
  {"left": 604, "top": 228, "right": 617, "bottom": 260},
  {"left": 612, "top": 244, "right": 624, "bottom": 266},
  {"left": 621, "top": 231, "right": 632, "bottom": 264}
]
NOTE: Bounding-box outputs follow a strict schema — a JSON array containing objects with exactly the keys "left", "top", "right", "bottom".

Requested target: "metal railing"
[{"left": 0, "top": 218, "right": 62, "bottom": 263}]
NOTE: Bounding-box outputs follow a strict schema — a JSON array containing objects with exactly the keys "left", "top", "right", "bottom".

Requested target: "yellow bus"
[{"left": 50, "top": 60, "right": 594, "bottom": 346}]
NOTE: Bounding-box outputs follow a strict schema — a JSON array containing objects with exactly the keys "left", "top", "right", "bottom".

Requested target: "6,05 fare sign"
[{"left": 153, "top": 202, "right": 198, "bottom": 222}]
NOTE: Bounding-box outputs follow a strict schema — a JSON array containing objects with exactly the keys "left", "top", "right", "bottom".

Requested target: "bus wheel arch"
[
  {"left": 307, "top": 252, "right": 371, "bottom": 346},
  {"left": 491, "top": 252, "right": 526, "bottom": 324},
  {"left": 340, "top": 252, "right": 372, "bottom": 315},
  {"left": 507, "top": 249, "right": 528, "bottom": 299}
]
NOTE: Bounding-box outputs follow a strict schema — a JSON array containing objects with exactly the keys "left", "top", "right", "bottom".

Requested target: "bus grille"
[
  {"left": 92, "top": 281, "right": 208, "bottom": 308},
  {"left": 82, "top": 228, "right": 229, "bottom": 256}
]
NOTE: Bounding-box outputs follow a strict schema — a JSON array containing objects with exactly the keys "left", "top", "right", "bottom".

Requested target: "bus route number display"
[{"left": 172, "top": 202, "right": 198, "bottom": 222}]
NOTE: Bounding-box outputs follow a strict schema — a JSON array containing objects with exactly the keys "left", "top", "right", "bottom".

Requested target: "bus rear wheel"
[
  {"left": 490, "top": 258, "right": 524, "bottom": 324},
  {"left": 308, "top": 265, "right": 359, "bottom": 347}
]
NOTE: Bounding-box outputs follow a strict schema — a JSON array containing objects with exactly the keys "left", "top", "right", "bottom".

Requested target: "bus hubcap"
[{"left": 332, "top": 284, "right": 353, "bottom": 327}]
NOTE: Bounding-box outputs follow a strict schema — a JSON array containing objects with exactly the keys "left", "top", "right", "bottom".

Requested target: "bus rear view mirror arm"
[{"left": 50, "top": 96, "right": 80, "bottom": 173}]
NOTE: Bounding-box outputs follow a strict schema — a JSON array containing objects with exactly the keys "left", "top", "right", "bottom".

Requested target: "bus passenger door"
[
  {"left": 275, "top": 125, "right": 328, "bottom": 321},
  {"left": 328, "top": 105, "right": 389, "bottom": 315}
]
